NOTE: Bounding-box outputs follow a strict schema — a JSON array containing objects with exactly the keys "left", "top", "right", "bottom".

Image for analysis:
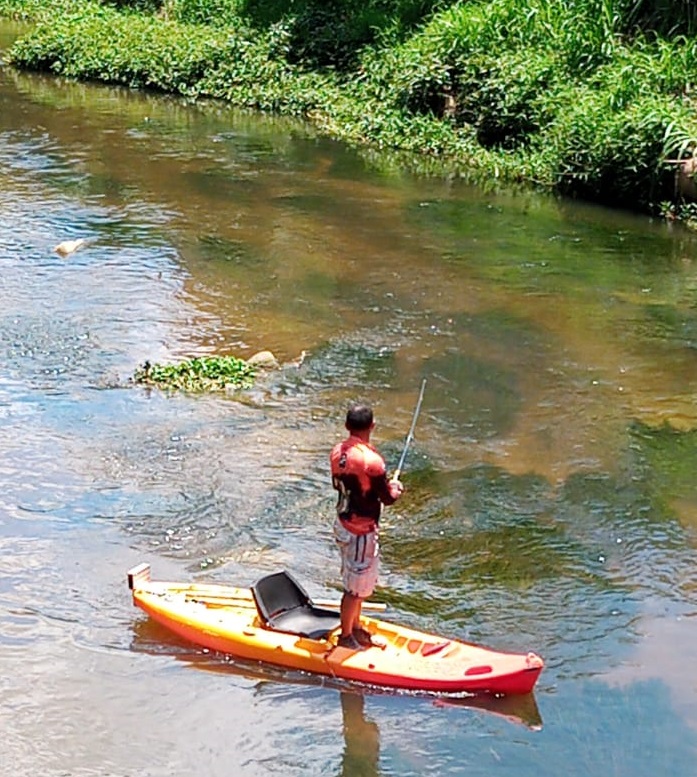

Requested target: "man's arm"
[{"left": 367, "top": 459, "right": 403, "bottom": 505}]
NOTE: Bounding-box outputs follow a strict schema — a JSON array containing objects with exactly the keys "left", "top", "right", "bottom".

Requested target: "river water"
[{"left": 1, "top": 19, "right": 697, "bottom": 777}]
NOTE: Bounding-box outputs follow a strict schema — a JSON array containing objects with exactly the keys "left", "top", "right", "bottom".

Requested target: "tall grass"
[{"left": 348, "top": 0, "right": 697, "bottom": 206}]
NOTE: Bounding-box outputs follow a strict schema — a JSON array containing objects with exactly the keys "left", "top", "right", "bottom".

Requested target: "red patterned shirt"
[{"left": 330, "top": 435, "right": 399, "bottom": 534}]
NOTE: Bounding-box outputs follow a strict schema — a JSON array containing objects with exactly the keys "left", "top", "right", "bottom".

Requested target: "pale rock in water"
[
  {"left": 54, "top": 238, "right": 88, "bottom": 257},
  {"left": 247, "top": 350, "right": 280, "bottom": 369},
  {"left": 246, "top": 350, "right": 307, "bottom": 369}
]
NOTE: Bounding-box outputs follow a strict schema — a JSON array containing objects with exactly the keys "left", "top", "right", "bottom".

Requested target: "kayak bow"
[{"left": 127, "top": 563, "right": 543, "bottom": 695}]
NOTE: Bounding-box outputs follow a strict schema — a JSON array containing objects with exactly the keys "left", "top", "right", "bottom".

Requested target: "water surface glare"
[{"left": 1, "top": 23, "right": 697, "bottom": 777}]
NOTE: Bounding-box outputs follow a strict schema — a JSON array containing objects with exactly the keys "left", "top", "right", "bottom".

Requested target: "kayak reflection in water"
[
  {"left": 340, "top": 691, "right": 380, "bottom": 777},
  {"left": 330, "top": 404, "right": 404, "bottom": 651}
]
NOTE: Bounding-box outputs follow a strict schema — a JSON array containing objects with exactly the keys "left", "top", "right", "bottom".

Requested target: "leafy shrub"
[
  {"left": 10, "top": 5, "right": 227, "bottom": 92},
  {"left": 147, "top": 0, "right": 441, "bottom": 69},
  {"left": 545, "top": 88, "right": 696, "bottom": 208},
  {"left": 9, "top": 0, "right": 335, "bottom": 111},
  {"left": 0, "top": 0, "right": 82, "bottom": 18},
  {"left": 160, "top": 0, "right": 244, "bottom": 26},
  {"left": 241, "top": 0, "right": 441, "bottom": 69}
]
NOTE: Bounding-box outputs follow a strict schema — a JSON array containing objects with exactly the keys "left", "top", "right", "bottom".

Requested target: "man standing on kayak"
[{"left": 331, "top": 403, "right": 404, "bottom": 650}]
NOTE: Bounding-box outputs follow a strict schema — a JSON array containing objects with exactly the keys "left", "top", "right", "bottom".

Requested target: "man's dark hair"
[{"left": 345, "top": 403, "right": 373, "bottom": 432}]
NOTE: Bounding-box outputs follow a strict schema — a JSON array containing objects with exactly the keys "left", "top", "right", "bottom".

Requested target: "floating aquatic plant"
[{"left": 133, "top": 355, "right": 256, "bottom": 392}]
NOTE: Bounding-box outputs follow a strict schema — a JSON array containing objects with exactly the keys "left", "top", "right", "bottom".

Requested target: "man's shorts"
[{"left": 333, "top": 517, "right": 379, "bottom": 599}]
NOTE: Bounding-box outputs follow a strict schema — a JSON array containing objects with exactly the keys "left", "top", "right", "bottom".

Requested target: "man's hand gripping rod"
[{"left": 392, "top": 378, "right": 427, "bottom": 482}]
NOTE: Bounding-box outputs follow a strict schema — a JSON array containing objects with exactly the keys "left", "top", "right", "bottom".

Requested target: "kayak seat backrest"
[{"left": 251, "top": 570, "right": 340, "bottom": 641}]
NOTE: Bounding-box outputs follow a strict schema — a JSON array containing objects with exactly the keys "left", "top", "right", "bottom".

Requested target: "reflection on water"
[
  {"left": 127, "top": 612, "right": 546, "bottom": 773},
  {"left": 1, "top": 20, "right": 697, "bottom": 776},
  {"left": 130, "top": 614, "right": 544, "bottom": 735},
  {"left": 340, "top": 692, "right": 380, "bottom": 777}
]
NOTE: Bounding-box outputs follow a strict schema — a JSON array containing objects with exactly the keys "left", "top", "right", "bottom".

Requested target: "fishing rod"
[{"left": 392, "top": 378, "right": 427, "bottom": 481}]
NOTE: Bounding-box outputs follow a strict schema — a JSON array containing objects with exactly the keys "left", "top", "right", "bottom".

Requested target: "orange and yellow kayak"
[{"left": 127, "top": 563, "right": 543, "bottom": 695}]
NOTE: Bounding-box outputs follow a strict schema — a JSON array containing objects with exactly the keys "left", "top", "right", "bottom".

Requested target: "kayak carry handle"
[{"left": 128, "top": 563, "right": 151, "bottom": 590}]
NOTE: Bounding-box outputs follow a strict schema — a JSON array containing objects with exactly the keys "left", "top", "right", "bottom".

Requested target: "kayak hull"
[{"left": 127, "top": 565, "right": 543, "bottom": 696}]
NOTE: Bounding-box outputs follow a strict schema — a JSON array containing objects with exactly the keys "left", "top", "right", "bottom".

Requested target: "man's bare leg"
[{"left": 340, "top": 591, "right": 363, "bottom": 637}]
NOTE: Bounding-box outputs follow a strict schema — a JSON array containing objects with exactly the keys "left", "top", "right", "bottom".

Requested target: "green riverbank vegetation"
[{"left": 4, "top": 0, "right": 697, "bottom": 218}]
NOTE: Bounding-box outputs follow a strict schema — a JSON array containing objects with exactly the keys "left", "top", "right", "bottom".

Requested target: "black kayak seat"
[{"left": 251, "top": 570, "right": 341, "bottom": 641}]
